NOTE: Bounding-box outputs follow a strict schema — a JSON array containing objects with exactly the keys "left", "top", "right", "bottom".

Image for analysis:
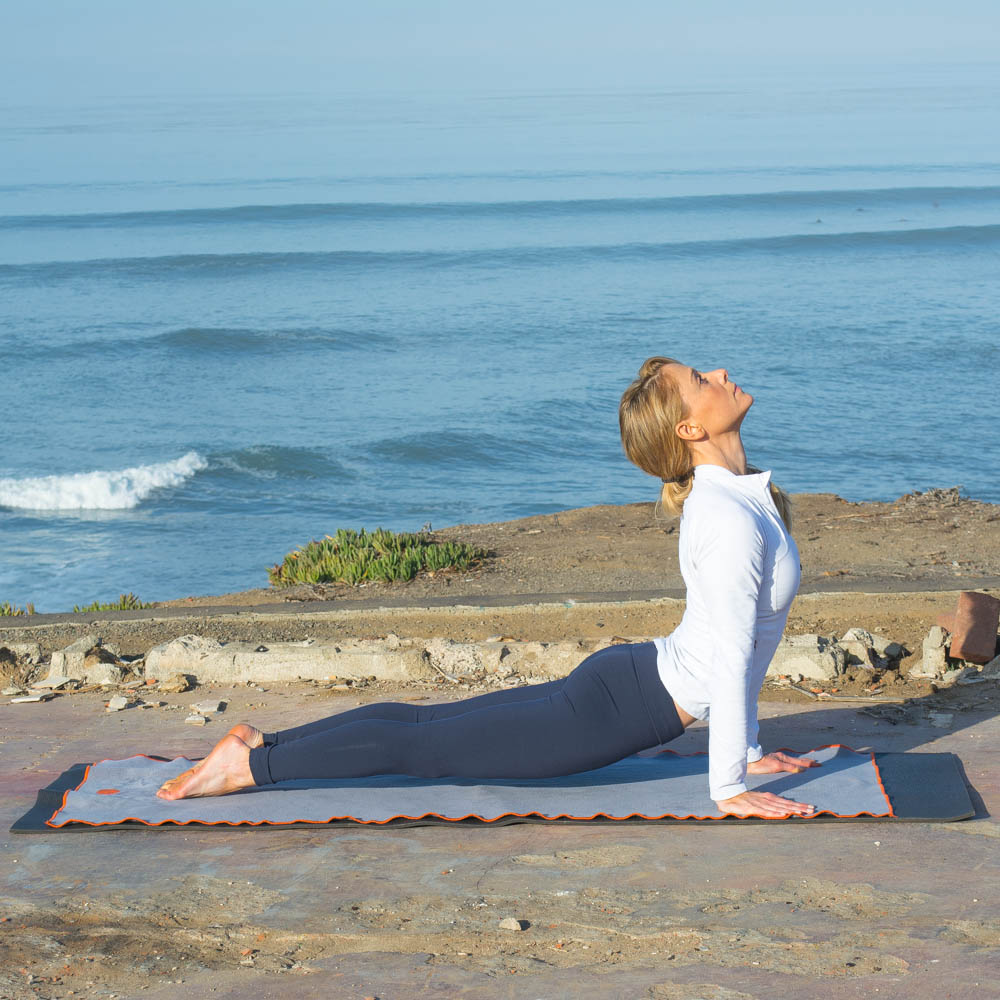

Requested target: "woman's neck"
[{"left": 689, "top": 433, "right": 748, "bottom": 476}]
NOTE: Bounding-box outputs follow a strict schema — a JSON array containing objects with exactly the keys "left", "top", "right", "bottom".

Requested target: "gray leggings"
[{"left": 248, "top": 640, "right": 684, "bottom": 785}]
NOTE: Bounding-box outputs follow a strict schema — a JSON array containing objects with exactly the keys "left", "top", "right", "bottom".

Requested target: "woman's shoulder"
[
  {"left": 685, "top": 476, "right": 760, "bottom": 518},
  {"left": 682, "top": 480, "right": 764, "bottom": 539}
]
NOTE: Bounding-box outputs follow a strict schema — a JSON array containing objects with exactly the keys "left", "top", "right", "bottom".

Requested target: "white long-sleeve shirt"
[{"left": 653, "top": 464, "right": 801, "bottom": 802}]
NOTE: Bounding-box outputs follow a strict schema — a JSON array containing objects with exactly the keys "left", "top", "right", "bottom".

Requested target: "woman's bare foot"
[
  {"left": 227, "top": 723, "right": 264, "bottom": 748},
  {"left": 156, "top": 734, "right": 255, "bottom": 800},
  {"left": 154, "top": 724, "right": 262, "bottom": 799}
]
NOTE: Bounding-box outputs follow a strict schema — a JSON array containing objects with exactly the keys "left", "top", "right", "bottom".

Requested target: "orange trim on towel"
[
  {"left": 45, "top": 744, "right": 895, "bottom": 827},
  {"left": 46, "top": 762, "right": 93, "bottom": 826},
  {"left": 869, "top": 750, "right": 895, "bottom": 818}
]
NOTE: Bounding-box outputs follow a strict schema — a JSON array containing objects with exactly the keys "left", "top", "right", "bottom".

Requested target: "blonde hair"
[{"left": 619, "top": 356, "right": 793, "bottom": 532}]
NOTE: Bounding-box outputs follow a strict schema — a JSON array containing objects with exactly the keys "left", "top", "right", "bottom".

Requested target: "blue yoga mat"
[{"left": 44, "top": 744, "right": 892, "bottom": 827}]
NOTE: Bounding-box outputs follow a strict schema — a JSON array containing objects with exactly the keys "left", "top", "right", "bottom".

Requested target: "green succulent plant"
[{"left": 268, "top": 528, "right": 488, "bottom": 587}]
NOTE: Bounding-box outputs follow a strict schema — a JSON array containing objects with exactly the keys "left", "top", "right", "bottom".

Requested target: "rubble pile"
[{"left": 3, "top": 591, "right": 998, "bottom": 715}]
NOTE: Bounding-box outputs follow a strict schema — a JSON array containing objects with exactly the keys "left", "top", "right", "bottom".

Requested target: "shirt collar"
[{"left": 693, "top": 463, "right": 773, "bottom": 495}]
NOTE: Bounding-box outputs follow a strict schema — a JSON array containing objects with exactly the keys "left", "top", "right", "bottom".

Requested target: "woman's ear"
[{"left": 675, "top": 420, "right": 703, "bottom": 442}]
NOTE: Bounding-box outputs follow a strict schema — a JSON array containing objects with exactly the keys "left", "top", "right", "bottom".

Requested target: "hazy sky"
[{"left": 2, "top": 0, "right": 998, "bottom": 100}]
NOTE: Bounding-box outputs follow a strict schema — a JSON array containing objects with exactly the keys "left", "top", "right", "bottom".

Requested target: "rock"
[
  {"left": 907, "top": 660, "right": 939, "bottom": 680},
  {"left": 158, "top": 673, "right": 194, "bottom": 693},
  {"left": 982, "top": 654, "right": 1000, "bottom": 680},
  {"left": 424, "top": 637, "right": 507, "bottom": 678},
  {"left": 47, "top": 635, "right": 127, "bottom": 685},
  {"left": 933, "top": 669, "right": 960, "bottom": 687},
  {"left": 145, "top": 634, "right": 430, "bottom": 685},
  {"left": 191, "top": 699, "right": 225, "bottom": 715},
  {"left": 919, "top": 626, "right": 951, "bottom": 677},
  {"left": 10, "top": 692, "right": 54, "bottom": 703},
  {"left": 838, "top": 628, "right": 876, "bottom": 666},
  {"left": 840, "top": 627, "right": 904, "bottom": 663},
  {"left": 146, "top": 634, "right": 223, "bottom": 675},
  {"left": 184, "top": 713, "right": 208, "bottom": 725},
  {"left": 956, "top": 667, "right": 987, "bottom": 685},
  {"left": 48, "top": 634, "right": 100, "bottom": 680},
  {"left": 106, "top": 695, "right": 129, "bottom": 712},
  {"left": 498, "top": 917, "right": 525, "bottom": 931},
  {"left": 0, "top": 642, "right": 42, "bottom": 665},
  {"left": 767, "top": 634, "right": 846, "bottom": 682},
  {"left": 89, "top": 663, "right": 125, "bottom": 686},
  {"left": 939, "top": 591, "right": 1000, "bottom": 664},
  {"left": 871, "top": 634, "right": 907, "bottom": 660},
  {"left": 928, "top": 712, "right": 953, "bottom": 728},
  {"left": 841, "top": 627, "right": 875, "bottom": 646},
  {"left": 2, "top": 686, "right": 26, "bottom": 696}
]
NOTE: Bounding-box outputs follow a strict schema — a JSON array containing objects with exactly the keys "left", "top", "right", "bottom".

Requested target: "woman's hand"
[
  {"left": 745, "top": 751, "right": 819, "bottom": 775},
  {"left": 715, "top": 790, "right": 816, "bottom": 818}
]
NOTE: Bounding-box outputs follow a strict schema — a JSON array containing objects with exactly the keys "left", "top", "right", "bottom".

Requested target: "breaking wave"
[{"left": 0, "top": 451, "right": 208, "bottom": 511}]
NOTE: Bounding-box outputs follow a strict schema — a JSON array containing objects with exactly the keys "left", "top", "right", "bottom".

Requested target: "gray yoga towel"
[{"left": 46, "top": 745, "right": 891, "bottom": 826}]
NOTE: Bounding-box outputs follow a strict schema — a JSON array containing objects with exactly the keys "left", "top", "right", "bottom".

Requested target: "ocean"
[{"left": 2, "top": 68, "right": 999, "bottom": 611}]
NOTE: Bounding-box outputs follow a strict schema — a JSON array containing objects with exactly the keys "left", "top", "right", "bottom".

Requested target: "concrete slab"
[{"left": 2, "top": 684, "right": 998, "bottom": 999}]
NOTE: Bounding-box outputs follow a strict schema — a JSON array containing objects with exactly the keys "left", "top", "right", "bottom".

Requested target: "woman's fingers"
[
  {"left": 716, "top": 790, "right": 817, "bottom": 818},
  {"left": 774, "top": 752, "right": 820, "bottom": 768},
  {"left": 746, "top": 752, "right": 820, "bottom": 775}
]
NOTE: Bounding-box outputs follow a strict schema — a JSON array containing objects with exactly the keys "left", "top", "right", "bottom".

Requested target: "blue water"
[{"left": 2, "top": 71, "right": 999, "bottom": 611}]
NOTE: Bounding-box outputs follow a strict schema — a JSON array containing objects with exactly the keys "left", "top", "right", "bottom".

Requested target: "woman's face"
[{"left": 667, "top": 363, "right": 753, "bottom": 438}]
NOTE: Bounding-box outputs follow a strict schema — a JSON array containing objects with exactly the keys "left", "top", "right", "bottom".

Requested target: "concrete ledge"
[{"left": 144, "top": 633, "right": 610, "bottom": 685}]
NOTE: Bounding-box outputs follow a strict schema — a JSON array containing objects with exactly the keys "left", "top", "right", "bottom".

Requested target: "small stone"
[
  {"left": 10, "top": 692, "right": 55, "bottom": 703},
  {"left": 184, "top": 713, "right": 208, "bottom": 725},
  {"left": 982, "top": 654, "right": 1000, "bottom": 679},
  {"left": 106, "top": 695, "right": 129, "bottom": 712},
  {"left": 2, "top": 686, "right": 26, "bottom": 696},
  {"left": 159, "top": 674, "right": 193, "bottom": 694},
  {"left": 191, "top": 699, "right": 225, "bottom": 715},
  {"left": 498, "top": 917, "right": 526, "bottom": 931},
  {"left": 929, "top": 712, "right": 953, "bottom": 728}
]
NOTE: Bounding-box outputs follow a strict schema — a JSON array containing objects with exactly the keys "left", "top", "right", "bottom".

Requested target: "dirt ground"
[
  {"left": 2, "top": 680, "right": 999, "bottom": 1000},
  {"left": 148, "top": 485, "right": 1000, "bottom": 607},
  {"left": 2, "top": 487, "right": 999, "bottom": 998}
]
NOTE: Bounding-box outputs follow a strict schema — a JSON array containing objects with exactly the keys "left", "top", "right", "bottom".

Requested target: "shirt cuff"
[
  {"left": 746, "top": 744, "right": 764, "bottom": 763},
  {"left": 711, "top": 781, "right": 748, "bottom": 803}
]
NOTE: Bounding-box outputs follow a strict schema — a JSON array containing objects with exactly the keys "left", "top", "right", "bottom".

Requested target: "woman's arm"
[{"left": 691, "top": 505, "right": 765, "bottom": 803}]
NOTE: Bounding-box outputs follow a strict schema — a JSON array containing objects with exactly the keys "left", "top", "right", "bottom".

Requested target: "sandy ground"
[
  {"left": 2, "top": 487, "right": 999, "bottom": 998},
  {"left": 2, "top": 682, "right": 999, "bottom": 1000}
]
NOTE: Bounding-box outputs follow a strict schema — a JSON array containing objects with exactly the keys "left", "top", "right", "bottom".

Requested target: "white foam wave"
[{"left": 0, "top": 451, "right": 208, "bottom": 511}]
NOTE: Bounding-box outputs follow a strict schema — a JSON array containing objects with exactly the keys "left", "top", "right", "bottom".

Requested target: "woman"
[{"left": 158, "top": 356, "right": 818, "bottom": 818}]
